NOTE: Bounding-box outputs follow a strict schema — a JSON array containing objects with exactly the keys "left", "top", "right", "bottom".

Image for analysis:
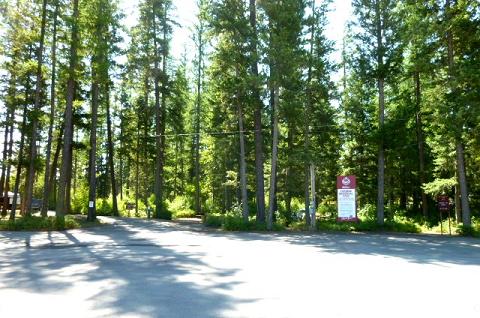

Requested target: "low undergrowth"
[
  {"left": 316, "top": 218, "right": 421, "bottom": 234},
  {"left": 205, "top": 212, "right": 285, "bottom": 231},
  {"left": 0, "top": 215, "right": 102, "bottom": 231}
]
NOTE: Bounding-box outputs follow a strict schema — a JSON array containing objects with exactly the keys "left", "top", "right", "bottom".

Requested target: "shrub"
[
  {"left": 316, "top": 217, "right": 420, "bottom": 234},
  {"left": 167, "top": 196, "right": 196, "bottom": 219},
  {"left": 317, "top": 203, "right": 336, "bottom": 219},
  {"left": 203, "top": 210, "right": 285, "bottom": 231},
  {"left": 0, "top": 215, "right": 97, "bottom": 231},
  {"left": 96, "top": 198, "right": 113, "bottom": 216},
  {"left": 358, "top": 203, "right": 377, "bottom": 221},
  {"left": 71, "top": 184, "right": 89, "bottom": 214},
  {"left": 204, "top": 213, "right": 224, "bottom": 228},
  {"left": 456, "top": 225, "right": 479, "bottom": 237}
]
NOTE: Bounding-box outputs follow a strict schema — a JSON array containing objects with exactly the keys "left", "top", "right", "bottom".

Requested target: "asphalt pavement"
[{"left": 1, "top": 217, "right": 479, "bottom": 318}]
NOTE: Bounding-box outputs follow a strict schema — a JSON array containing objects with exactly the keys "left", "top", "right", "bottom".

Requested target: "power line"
[{"left": 153, "top": 129, "right": 268, "bottom": 138}]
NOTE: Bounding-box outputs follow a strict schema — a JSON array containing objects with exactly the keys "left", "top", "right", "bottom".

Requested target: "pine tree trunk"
[
  {"left": 238, "top": 101, "right": 249, "bottom": 222},
  {"left": 376, "top": 0, "right": 385, "bottom": 225},
  {"left": 194, "top": 14, "right": 203, "bottom": 217},
  {"left": 106, "top": 83, "right": 118, "bottom": 216},
  {"left": 1, "top": 108, "right": 14, "bottom": 217},
  {"left": 56, "top": 0, "right": 79, "bottom": 217},
  {"left": 87, "top": 68, "right": 99, "bottom": 222},
  {"left": 310, "top": 164, "right": 316, "bottom": 231},
  {"left": 269, "top": 85, "right": 278, "bottom": 215},
  {"left": 249, "top": 0, "right": 265, "bottom": 223},
  {"left": 72, "top": 131, "right": 78, "bottom": 197},
  {"left": 65, "top": 123, "right": 74, "bottom": 214},
  {"left": 285, "top": 129, "right": 293, "bottom": 218},
  {"left": 24, "top": 0, "right": 48, "bottom": 215},
  {"left": 304, "top": 0, "right": 316, "bottom": 226},
  {"left": 455, "top": 180, "right": 461, "bottom": 222},
  {"left": 174, "top": 140, "right": 179, "bottom": 197},
  {"left": 10, "top": 103, "right": 29, "bottom": 220},
  {"left": 456, "top": 141, "right": 470, "bottom": 226},
  {"left": 135, "top": 121, "right": 140, "bottom": 217},
  {"left": 0, "top": 107, "right": 13, "bottom": 197},
  {"left": 158, "top": 9, "right": 168, "bottom": 217},
  {"left": 152, "top": 5, "right": 164, "bottom": 218},
  {"left": 414, "top": 71, "right": 428, "bottom": 218},
  {"left": 377, "top": 77, "right": 386, "bottom": 225},
  {"left": 267, "top": 86, "right": 280, "bottom": 230},
  {"left": 41, "top": 1, "right": 59, "bottom": 217},
  {"left": 48, "top": 127, "right": 63, "bottom": 208}
]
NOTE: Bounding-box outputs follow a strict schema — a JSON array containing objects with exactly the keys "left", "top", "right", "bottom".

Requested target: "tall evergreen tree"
[{"left": 352, "top": 0, "right": 404, "bottom": 224}]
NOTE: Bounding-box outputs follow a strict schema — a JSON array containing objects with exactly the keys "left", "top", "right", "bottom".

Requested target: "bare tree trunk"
[
  {"left": 87, "top": 68, "right": 99, "bottom": 222},
  {"left": 0, "top": 107, "right": 13, "bottom": 196},
  {"left": 158, "top": 7, "right": 168, "bottom": 217},
  {"left": 119, "top": 151, "right": 123, "bottom": 201},
  {"left": 24, "top": 0, "right": 48, "bottom": 215},
  {"left": 65, "top": 122, "right": 73, "bottom": 214},
  {"left": 152, "top": 4, "right": 168, "bottom": 218},
  {"left": 304, "top": 0, "right": 316, "bottom": 227},
  {"left": 48, "top": 127, "right": 63, "bottom": 208},
  {"left": 106, "top": 83, "right": 118, "bottom": 216},
  {"left": 119, "top": 106, "right": 124, "bottom": 201},
  {"left": 56, "top": 0, "right": 79, "bottom": 218},
  {"left": 310, "top": 164, "right": 316, "bottom": 231},
  {"left": 456, "top": 142, "right": 470, "bottom": 226},
  {"left": 153, "top": 14, "right": 162, "bottom": 218},
  {"left": 414, "top": 71, "right": 428, "bottom": 218},
  {"left": 285, "top": 129, "right": 293, "bottom": 218},
  {"left": 174, "top": 140, "right": 178, "bottom": 197},
  {"left": 73, "top": 131, "right": 78, "bottom": 197},
  {"left": 1, "top": 108, "right": 14, "bottom": 217},
  {"left": 267, "top": 86, "right": 280, "bottom": 230},
  {"left": 249, "top": 0, "right": 266, "bottom": 223},
  {"left": 41, "top": 1, "right": 59, "bottom": 217},
  {"left": 238, "top": 100, "right": 249, "bottom": 222},
  {"left": 269, "top": 86, "right": 278, "bottom": 215},
  {"left": 194, "top": 7, "right": 204, "bottom": 217},
  {"left": 10, "top": 103, "right": 29, "bottom": 220},
  {"left": 135, "top": 121, "right": 140, "bottom": 217},
  {"left": 455, "top": 179, "right": 461, "bottom": 222},
  {"left": 376, "top": 0, "right": 385, "bottom": 225}
]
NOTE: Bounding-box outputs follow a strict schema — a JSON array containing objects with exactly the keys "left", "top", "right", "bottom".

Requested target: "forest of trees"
[{"left": 0, "top": 0, "right": 478, "bottom": 228}]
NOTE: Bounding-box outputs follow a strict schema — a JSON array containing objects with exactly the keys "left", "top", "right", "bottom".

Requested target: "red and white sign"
[
  {"left": 437, "top": 196, "right": 450, "bottom": 212},
  {"left": 337, "top": 176, "right": 357, "bottom": 222}
]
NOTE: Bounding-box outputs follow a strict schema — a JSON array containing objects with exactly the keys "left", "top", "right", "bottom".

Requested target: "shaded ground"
[{"left": 0, "top": 217, "right": 479, "bottom": 318}]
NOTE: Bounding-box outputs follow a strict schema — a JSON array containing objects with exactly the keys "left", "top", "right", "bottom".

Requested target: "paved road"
[{"left": 1, "top": 218, "right": 479, "bottom": 318}]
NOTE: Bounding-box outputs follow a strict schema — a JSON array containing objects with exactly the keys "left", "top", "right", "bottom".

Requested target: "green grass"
[{"left": 0, "top": 215, "right": 103, "bottom": 231}]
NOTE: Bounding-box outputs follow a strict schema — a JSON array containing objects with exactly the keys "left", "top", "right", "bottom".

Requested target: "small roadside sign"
[
  {"left": 437, "top": 196, "right": 451, "bottom": 235},
  {"left": 438, "top": 196, "right": 450, "bottom": 211}
]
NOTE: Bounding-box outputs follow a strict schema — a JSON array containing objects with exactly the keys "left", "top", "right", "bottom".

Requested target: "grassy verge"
[
  {"left": 205, "top": 213, "right": 285, "bottom": 231},
  {"left": 204, "top": 212, "right": 480, "bottom": 237},
  {"left": 315, "top": 219, "right": 421, "bottom": 234},
  {"left": 0, "top": 215, "right": 103, "bottom": 231}
]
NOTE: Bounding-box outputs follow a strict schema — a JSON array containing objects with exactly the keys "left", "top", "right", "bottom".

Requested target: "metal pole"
[
  {"left": 440, "top": 209, "right": 443, "bottom": 235},
  {"left": 310, "top": 164, "right": 316, "bottom": 230},
  {"left": 448, "top": 208, "right": 452, "bottom": 236}
]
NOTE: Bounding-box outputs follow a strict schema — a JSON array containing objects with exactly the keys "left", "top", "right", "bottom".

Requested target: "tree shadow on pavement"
[{"left": 0, "top": 221, "right": 254, "bottom": 318}]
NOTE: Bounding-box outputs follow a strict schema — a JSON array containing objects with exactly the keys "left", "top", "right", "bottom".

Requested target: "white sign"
[
  {"left": 89, "top": 201, "right": 94, "bottom": 208},
  {"left": 337, "top": 189, "right": 356, "bottom": 220}
]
